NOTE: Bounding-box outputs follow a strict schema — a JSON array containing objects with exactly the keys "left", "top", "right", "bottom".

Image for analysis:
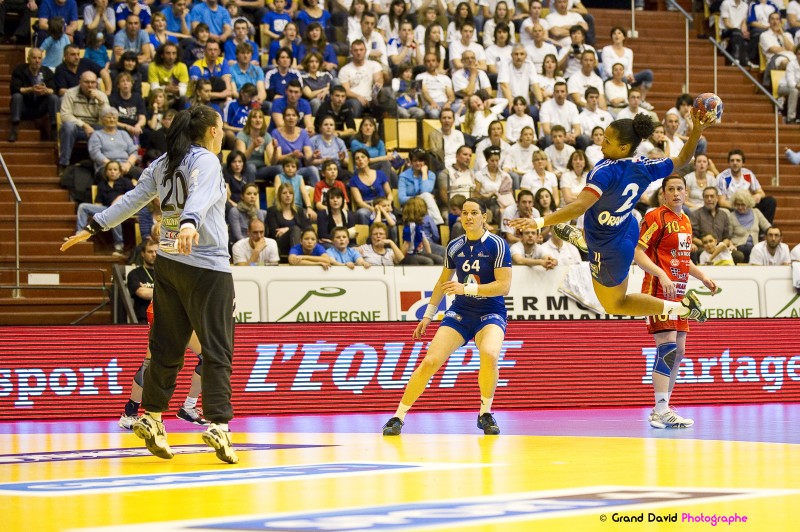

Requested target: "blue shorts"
[
  {"left": 588, "top": 223, "right": 638, "bottom": 287},
  {"left": 440, "top": 306, "right": 507, "bottom": 344}
]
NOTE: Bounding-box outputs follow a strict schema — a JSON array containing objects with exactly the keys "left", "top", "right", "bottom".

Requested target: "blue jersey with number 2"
[
  {"left": 445, "top": 231, "right": 511, "bottom": 316},
  {"left": 583, "top": 156, "right": 674, "bottom": 249}
]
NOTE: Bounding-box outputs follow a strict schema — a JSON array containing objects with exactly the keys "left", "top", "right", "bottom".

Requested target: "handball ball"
[{"left": 694, "top": 93, "right": 723, "bottom": 121}]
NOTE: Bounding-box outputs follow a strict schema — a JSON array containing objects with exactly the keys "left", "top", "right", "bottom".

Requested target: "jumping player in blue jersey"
[
  {"left": 510, "top": 110, "right": 716, "bottom": 320},
  {"left": 382, "top": 197, "right": 512, "bottom": 436},
  {"left": 62, "top": 106, "right": 238, "bottom": 464}
]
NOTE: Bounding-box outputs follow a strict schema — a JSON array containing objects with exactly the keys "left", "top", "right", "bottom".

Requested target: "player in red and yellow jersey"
[{"left": 635, "top": 175, "right": 717, "bottom": 429}]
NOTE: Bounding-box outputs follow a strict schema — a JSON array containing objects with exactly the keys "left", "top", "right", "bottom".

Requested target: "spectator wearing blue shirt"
[
  {"left": 37, "top": 0, "right": 80, "bottom": 46},
  {"left": 269, "top": 106, "right": 320, "bottom": 185},
  {"left": 262, "top": 0, "right": 293, "bottom": 41},
  {"left": 40, "top": 17, "right": 71, "bottom": 71},
  {"left": 273, "top": 156, "right": 317, "bottom": 221},
  {"left": 189, "top": 40, "right": 234, "bottom": 103},
  {"left": 229, "top": 42, "right": 266, "bottom": 102},
  {"left": 398, "top": 148, "right": 445, "bottom": 225},
  {"left": 295, "top": 0, "right": 333, "bottom": 35},
  {"left": 223, "top": 83, "right": 257, "bottom": 146},
  {"left": 115, "top": 0, "right": 152, "bottom": 30},
  {"left": 189, "top": 0, "right": 232, "bottom": 42},
  {"left": 267, "top": 22, "right": 302, "bottom": 68},
  {"left": 149, "top": 11, "right": 178, "bottom": 50},
  {"left": 350, "top": 148, "right": 393, "bottom": 225},
  {"left": 269, "top": 80, "right": 313, "bottom": 134},
  {"left": 161, "top": 0, "right": 192, "bottom": 39},
  {"left": 113, "top": 14, "right": 154, "bottom": 65},
  {"left": 265, "top": 48, "right": 303, "bottom": 101},
  {"left": 224, "top": 18, "right": 259, "bottom": 66},
  {"left": 297, "top": 22, "right": 339, "bottom": 74},
  {"left": 289, "top": 227, "right": 332, "bottom": 268},
  {"left": 326, "top": 227, "right": 370, "bottom": 268}
]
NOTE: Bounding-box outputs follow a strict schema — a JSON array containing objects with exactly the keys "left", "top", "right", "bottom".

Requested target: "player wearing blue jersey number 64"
[
  {"left": 509, "top": 110, "right": 716, "bottom": 321},
  {"left": 382, "top": 197, "right": 512, "bottom": 436}
]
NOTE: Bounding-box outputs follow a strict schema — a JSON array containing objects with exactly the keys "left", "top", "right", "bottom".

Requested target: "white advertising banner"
[{"left": 228, "top": 265, "right": 795, "bottom": 322}]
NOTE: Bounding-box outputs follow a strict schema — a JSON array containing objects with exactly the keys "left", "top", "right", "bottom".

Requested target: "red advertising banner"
[{"left": 0, "top": 320, "right": 798, "bottom": 421}]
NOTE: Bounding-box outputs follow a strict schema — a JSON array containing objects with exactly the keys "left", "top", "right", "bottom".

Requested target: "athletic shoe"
[
  {"left": 118, "top": 414, "right": 137, "bottom": 430},
  {"left": 647, "top": 406, "right": 680, "bottom": 423},
  {"left": 650, "top": 409, "right": 694, "bottom": 429},
  {"left": 477, "top": 413, "right": 500, "bottom": 435},
  {"left": 681, "top": 289, "right": 707, "bottom": 322},
  {"left": 132, "top": 414, "right": 174, "bottom": 459},
  {"left": 202, "top": 424, "right": 239, "bottom": 464},
  {"left": 382, "top": 416, "right": 404, "bottom": 436},
  {"left": 553, "top": 223, "right": 588, "bottom": 253},
  {"left": 177, "top": 407, "right": 209, "bottom": 425}
]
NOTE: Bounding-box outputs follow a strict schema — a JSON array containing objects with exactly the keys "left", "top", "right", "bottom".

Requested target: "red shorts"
[
  {"left": 647, "top": 313, "right": 689, "bottom": 334},
  {"left": 146, "top": 301, "right": 154, "bottom": 327}
]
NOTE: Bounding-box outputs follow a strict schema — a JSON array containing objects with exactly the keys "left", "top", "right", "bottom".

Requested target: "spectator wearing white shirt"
[
  {"left": 749, "top": 226, "right": 792, "bottom": 265},
  {"left": 759, "top": 10, "right": 794, "bottom": 81},
  {"left": 547, "top": 0, "right": 595, "bottom": 45},
  {"left": 560, "top": 149, "right": 589, "bottom": 209},
  {"left": 576, "top": 87, "right": 613, "bottom": 150},
  {"left": 538, "top": 80, "right": 581, "bottom": 148},
  {"left": 232, "top": 219, "right": 280, "bottom": 265},
  {"left": 719, "top": 0, "right": 751, "bottom": 66},
  {"left": 600, "top": 26, "right": 654, "bottom": 106},
  {"left": 556, "top": 25, "right": 597, "bottom": 80},
  {"left": 417, "top": 52, "right": 459, "bottom": 118},
  {"left": 585, "top": 125, "right": 604, "bottom": 167},
  {"left": 452, "top": 50, "right": 492, "bottom": 100},
  {"left": 791, "top": 241, "right": 800, "bottom": 261},
  {"left": 501, "top": 188, "right": 540, "bottom": 244},
  {"left": 748, "top": 0, "right": 780, "bottom": 65},
  {"left": 505, "top": 97, "right": 536, "bottom": 143},
  {"left": 437, "top": 143, "right": 477, "bottom": 205},
  {"left": 481, "top": 1, "right": 515, "bottom": 48},
  {"left": 778, "top": 45, "right": 800, "bottom": 123},
  {"left": 537, "top": 232, "right": 582, "bottom": 264},
  {"left": 616, "top": 88, "right": 658, "bottom": 122},
  {"left": 473, "top": 119, "right": 512, "bottom": 172},
  {"left": 511, "top": 227, "right": 557, "bottom": 269},
  {"left": 520, "top": 1, "right": 552, "bottom": 49},
  {"left": 566, "top": 50, "right": 605, "bottom": 109},
  {"left": 498, "top": 44, "right": 541, "bottom": 119},
  {"left": 429, "top": 108, "right": 465, "bottom": 171},
  {"left": 449, "top": 22, "right": 486, "bottom": 71},
  {"left": 338, "top": 39, "right": 384, "bottom": 117},
  {"left": 543, "top": 125, "right": 575, "bottom": 181},
  {"left": 789, "top": 1, "right": 800, "bottom": 37},
  {"left": 446, "top": 1, "right": 479, "bottom": 44},
  {"left": 523, "top": 22, "right": 558, "bottom": 73},
  {"left": 521, "top": 150, "right": 560, "bottom": 206},
  {"left": 506, "top": 125, "right": 539, "bottom": 188},
  {"left": 484, "top": 22, "right": 514, "bottom": 76},
  {"left": 546, "top": 0, "right": 587, "bottom": 48},
  {"left": 662, "top": 111, "right": 685, "bottom": 159},
  {"left": 358, "top": 11, "right": 390, "bottom": 70}
]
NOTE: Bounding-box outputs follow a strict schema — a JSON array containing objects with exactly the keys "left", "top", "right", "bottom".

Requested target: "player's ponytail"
[
  {"left": 165, "top": 105, "right": 220, "bottom": 179},
  {"left": 610, "top": 114, "right": 655, "bottom": 157}
]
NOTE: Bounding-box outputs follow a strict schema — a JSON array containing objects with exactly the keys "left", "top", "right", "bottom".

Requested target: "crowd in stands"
[{"left": 4, "top": 0, "right": 799, "bottom": 268}]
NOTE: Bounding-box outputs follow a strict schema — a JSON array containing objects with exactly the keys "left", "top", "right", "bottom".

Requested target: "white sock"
[
  {"left": 654, "top": 393, "right": 670, "bottom": 414},
  {"left": 394, "top": 402, "right": 412, "bottom": 422},
  {"left": 664, "top": 300, "right": 689, "bottom": 317},
  {"left": 183, "top": 396, "right": 198, "bottom": 410},
  {"left": 480, "top": 396, "right": 493, "bottom": 415},
  {"left": 213, "top": 423, "right": 229, "bottom": 431},
  {"left": 146, "top": 411, "right": 162, "bottom": 421}
]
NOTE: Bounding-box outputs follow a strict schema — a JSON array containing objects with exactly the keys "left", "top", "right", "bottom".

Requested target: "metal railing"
[
  {"left": 707, "top": 41, "right": 783, "bottom": 186},
  {"left": 0, "top": 153, "right": 22, "bottom": 299}
]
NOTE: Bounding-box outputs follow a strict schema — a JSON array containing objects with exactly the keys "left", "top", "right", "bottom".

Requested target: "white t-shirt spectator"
[
  {"left": 451, "top": 67, "right": 492, "bottom": 95},
  {"left": 759, "top": 28, "right": 794, "bottom": 65},
  {"left": 505, "top": 141, "right": 539, "bottom": 173},
  {"left": 510, "top": 241, "right": 538, "bottom": 259},
  {"left": 749, "top": 241, "right": 791, "bottom": 265},
  {"left": 520, "top": 18, "right": 551, "bottom": 49},
  {"left": 520, "top": 169, "right": 558, "bottom": 196},
  {"left": 505, "top": 113, "right": 536, "bottom": 143},
  {"left": 539, "top": 98, "right": 581, "bottom": 132},
  {"left": 567, "top": 70, "right": 604, "bottom": 101},
  {"left": 579, "top": 106, "right": 614, "bottom": 136},
  {"left": 449, "top": 41, "right": 486, "bottom": 70},
  {"left": 545, "top": 10, "right": 585, "bottom": 47},
  {"left": 536, "top": 237, "right": 582, "bottom": 264},
  {"left": 791, "top": 242, "right": 800, "bottom": 261},
  {"left": 501, "top": 203, "right": 541, "bottom": 236},
  {"left": 524, "top": 40, "right": 557, "bottom": 73},
  {"left": 338, "top": 60, "right": 383, "bottom": 101},
  {"left": 232, "top": 237, "right": 279, "bottom": 265},
  {"left": 485, "top": 44, "right": 514, "bottom": 73},
  {"left": 416, "top": 72, "right": 453, "bottom": 104},
  {"left": 544, "top": 143, "right": 575, "bottom": 175},
  {"left": 474, "top": 138, "right": 512, "bottom": 172},
  {"left": 498, "top": 60, "right": 539, "bottom": 104},
  {"left": 720, "top": 0, "right": 749, "bottom": 32},
  {"left": 441, "top": 129, "right": 466, "bottom": 169},
  {"left": 600, "top": 45, "right": 635, "bottom": 80}
]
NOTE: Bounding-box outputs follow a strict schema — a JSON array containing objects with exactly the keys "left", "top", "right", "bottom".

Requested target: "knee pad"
[
  {"left": 652, "top": 342, "right": 677, "bottom": 377},
  {"left": 134, "top": 358, "right": 151, "bottom": 387},
  {"left": 194, "top": 353, "right": 203, "bottom": 376}
]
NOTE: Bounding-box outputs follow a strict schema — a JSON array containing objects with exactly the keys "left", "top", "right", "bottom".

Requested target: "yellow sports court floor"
[{"left": 1, "top": 405, "right": 798, "bottom": 531}]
